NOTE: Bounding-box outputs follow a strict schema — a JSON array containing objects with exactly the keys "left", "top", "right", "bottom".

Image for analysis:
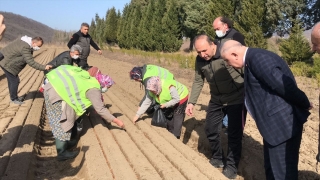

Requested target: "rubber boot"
[
  {"left": 55, "top": 139, "right": 79, "bottom": 161},
  {"left": 67, "top": 138, "right": 79, "bottom": 150}
]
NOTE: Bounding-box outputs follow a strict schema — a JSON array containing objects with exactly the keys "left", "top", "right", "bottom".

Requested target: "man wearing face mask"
[
  {"left": 44, "top": 45, "right": 82, "bottom": 75},
  {"left": 67, "top": 23, "right": 102, "bottom": 70},
  {"left": 213, "top": 16, "right": 245, "bottom": 46},
  {"left": 0, "top": 35, "right": 52, "bottom": 105}
]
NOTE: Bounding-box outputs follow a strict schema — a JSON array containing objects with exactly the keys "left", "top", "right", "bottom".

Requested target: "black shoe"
[
  {"left": 222, "top": 167, "right": 237, "bottom": 179},
  {"left": 17, "top": 95, "right": 25, "bottom": 101},
  {"left": 209, "top": 158, "right": 224, "bottom": 168}
]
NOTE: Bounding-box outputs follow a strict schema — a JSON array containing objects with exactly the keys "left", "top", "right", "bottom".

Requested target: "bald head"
[
  {"left": 311, "top": 22, "right": 320, "bottom": 54},
  {"left": 193, "top": 34, "right": 217, "bottom": 61},
  {"left": 220, "top": 40, "right": 247, "bottom": 68},
  {"left": 213, "top": 16, "right": 233, "bottom": 37}
]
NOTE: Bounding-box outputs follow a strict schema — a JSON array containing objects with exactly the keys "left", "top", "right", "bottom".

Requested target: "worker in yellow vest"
[
  {"left": 132, "top": 76, "right": 189, "bottom": 139},
  {"left": 44, "top": 65, "right": 124, "bottom": 161},
  {"left": 129, "top": 64, "right": 174, "bottom": 114}
]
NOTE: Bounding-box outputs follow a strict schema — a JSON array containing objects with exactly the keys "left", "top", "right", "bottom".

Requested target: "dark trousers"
[
  {"left": 1, "top": 66, "right": 20, "bottom": 101},
  {"left": 167, "top": 101, "right": 187, "bottom": 138},
  {"left": 263, "top": 125, "right": 303, "bottom": 180},
  {"left": 206, "top": 101, "right": 245, "bottom": 172}
]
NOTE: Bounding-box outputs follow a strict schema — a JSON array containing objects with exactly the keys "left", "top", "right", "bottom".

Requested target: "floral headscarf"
[
  {"left": 88, "top": 67, "right": 115, "bottom": 88},
  {"left": 146, "top": 76, "right": 162, "bottom": 95}
]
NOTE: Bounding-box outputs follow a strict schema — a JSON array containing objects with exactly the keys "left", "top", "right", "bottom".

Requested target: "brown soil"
[{"left": 0, "top": 47, "right": 319, "bottom": 180}]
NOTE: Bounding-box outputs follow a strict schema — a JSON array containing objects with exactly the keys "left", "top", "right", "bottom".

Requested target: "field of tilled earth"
[{"left": 0, "top": 47, "right": 320, "bottom": 180}]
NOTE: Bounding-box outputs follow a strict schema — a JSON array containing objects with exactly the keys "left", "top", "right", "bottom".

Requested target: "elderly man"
[
  {"left": 213, "top": 16, "right": 245, "bottom": 45},
  {"left": 185, "top": 34, "right": 245, "bottom": 179},
  {"left": 67, "top": 23, "right": 102, "bottom": 70},
  {"left": 0, "top": 36, "right": 52, "bottom": 104},
  {"left": 221, "top": 40, "right": 312, "bottom": 180},
  {"left": 44, "top": 44, "right": 82, "bottom": 75},
  {"left": 311, "top": 22, "right": 320, "bottom": 163}
]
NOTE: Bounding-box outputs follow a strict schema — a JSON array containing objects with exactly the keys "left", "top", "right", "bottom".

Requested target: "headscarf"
[
  {"left": 146, "top": 76, "right": 162, "bottom": 95},
  {"left": 129, "top": 67, "right": 143, "bottom": 80},
  {"left": 87, "top": 67, "right": 115, "bottom": 88}
]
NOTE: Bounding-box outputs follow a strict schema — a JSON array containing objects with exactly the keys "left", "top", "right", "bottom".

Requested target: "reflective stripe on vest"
[
  {"left": 149, "top": 79, "right": 189, "bottom": 105},
  {"left": 143, "top": 65, "right": 174, "bottom": 81},
  {"left": 46, "top": 65, "right": 100, "bottom": 116}
]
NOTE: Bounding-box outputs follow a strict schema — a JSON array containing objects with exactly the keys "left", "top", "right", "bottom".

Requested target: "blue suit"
[{"left": 244, "top": 48, "right": 310, "bottom": 180}]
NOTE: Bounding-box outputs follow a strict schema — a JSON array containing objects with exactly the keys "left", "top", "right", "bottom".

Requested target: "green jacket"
[
  {"left": 189, "top": 43, "right": 244, "bottom": 106},
  {"left": 0, "top": 38, "right": 46, "bottom": 75}
]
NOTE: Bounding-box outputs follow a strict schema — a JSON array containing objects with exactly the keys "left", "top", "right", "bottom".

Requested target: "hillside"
[{"left": 0, "top": 11, "right": 54, "bottom": 43}]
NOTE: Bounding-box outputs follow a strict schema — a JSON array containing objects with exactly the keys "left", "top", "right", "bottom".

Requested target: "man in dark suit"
[{"left": 220, "top": 40, "right": 313, "bottom": 180}]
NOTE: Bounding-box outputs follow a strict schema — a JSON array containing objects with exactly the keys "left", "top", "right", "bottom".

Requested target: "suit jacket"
[{"left": 244, "top": 48, "right": 310, "bottom": 146}]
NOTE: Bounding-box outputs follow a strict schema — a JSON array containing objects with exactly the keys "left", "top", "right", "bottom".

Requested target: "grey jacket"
[{"left": 0, "top": 38, "right": 46, "bottom": 75}]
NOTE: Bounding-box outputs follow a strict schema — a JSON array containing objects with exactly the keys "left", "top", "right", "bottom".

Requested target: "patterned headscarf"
[
  {"left": 88, "top": 67, "right": 115, "bottom": 88},
  {"left": 129, "top": 67, "right": 143, "bottom": 80},
  {"left": 146, "top": 76, "right": 162, "bottom": 95}
]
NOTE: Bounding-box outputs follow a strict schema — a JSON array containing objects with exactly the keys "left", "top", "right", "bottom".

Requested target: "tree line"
[{"left": 88, "top": 0, "right": 319, "bottom": 63}]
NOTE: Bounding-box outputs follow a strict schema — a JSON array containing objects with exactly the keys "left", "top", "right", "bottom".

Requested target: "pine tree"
[
  {"left": 150, "top": 0, "right": 167, "bottom": 51},
  {"left": 118, "top": 4, "right": 131, "bottom": 48},
  {"left": 104, "top": 7, "right": 118, "bottom": 44},
  {"left": 128, "top": 4, "right": 142, "bottom": 48},
  {"left": 279, "top": 19, "right": 314, "bottom": 65},
  {"left": 180, "top": 0, "right": 211, "bottom": 50},
  {"left": 138, "top": 0, "right": 156, "bottom": 51},
  {"left": 89, "top": 18, "right": 96, "bottom": 39},
  {"left": 161, "top": 0, "right": 182, "bottom": 52},
  {"left": 236, "top": 0, "right": 268, "bottom": 48}
]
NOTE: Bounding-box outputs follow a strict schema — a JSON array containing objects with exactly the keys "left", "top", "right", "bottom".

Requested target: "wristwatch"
[{"left": 188, "top": 102, "right": 195, "bottom": 105}]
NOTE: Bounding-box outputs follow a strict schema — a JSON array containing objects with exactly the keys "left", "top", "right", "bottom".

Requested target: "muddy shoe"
[
  {"left": 222, "top": 167, "right": 237, "bottom": 179},
  {"left": 209, "top": 158, "right": 224, "bottom": 168},
  {"left": 55, "top": 139, "right": 79, "bottom": 161}
]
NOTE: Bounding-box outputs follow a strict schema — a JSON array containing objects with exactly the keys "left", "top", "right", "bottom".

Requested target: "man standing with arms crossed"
[{"left": 67, "top": 23, "right": 102, "bottom": 70}]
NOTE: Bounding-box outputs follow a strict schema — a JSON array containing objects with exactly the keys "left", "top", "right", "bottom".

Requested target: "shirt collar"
[{"left": 243, "top": 47, "right": 249, "bottom": 64}]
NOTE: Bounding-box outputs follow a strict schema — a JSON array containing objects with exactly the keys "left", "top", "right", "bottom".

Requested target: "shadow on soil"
[{"left": 181, "top": 111, "right": 320, "bottom": 180}]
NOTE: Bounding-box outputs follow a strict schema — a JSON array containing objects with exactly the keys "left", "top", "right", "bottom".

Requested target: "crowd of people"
[{"left": 0, "top": 14, "right": 320, "bottom": 179}]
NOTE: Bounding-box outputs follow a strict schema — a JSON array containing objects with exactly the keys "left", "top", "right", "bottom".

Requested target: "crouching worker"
[
  {"left": 129, "top": 64, "right": 174, "bottom": 114},
  {"left": 44, "top": 65, "right": 124, "bottom": 161},
  {"left": 132, "top": 76, "right": 188, "bottom": 139}
]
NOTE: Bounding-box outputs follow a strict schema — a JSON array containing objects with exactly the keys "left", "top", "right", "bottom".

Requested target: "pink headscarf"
[
  {"left": 88, "top": 67, "right": 115, "bottom": 88},
  {"left": 146, "top": 76, "right": 162, "bottom": 95}
]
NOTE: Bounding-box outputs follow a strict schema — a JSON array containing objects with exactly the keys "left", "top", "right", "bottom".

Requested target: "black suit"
[{"left": 244, "top": 48, "right": 310, "bottom": 179}]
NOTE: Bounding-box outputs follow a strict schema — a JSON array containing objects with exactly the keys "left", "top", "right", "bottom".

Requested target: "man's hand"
[
  {"left": 97, "top": 50, "right": 102, "bottom": 55},
  {"left": 185, "top": 103, "right": 194, "bottom": 116},
  {"left": 112, "top": 118, "right": 125, "bottom": 128},
  {"left": 160, "top": 104, "right": 166, "bottom": 108},
  {"left": 45, "top": 65, "right": 53, "bottom": 70},
  {"left": 132, "top": 115, "right": 139, "bottom": 124},
  {"left": 309, "top": 102, "right": 314, "bottom": 110}
]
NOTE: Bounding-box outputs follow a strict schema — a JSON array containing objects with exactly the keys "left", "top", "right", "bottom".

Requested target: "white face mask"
[
  {"left": 101, "top": 86, "right": 108, "bottom": 93},
  {"left": 72, "top": 55, "right": 79, "bottom": 59},
  {"left": 33, "top": 46, "right": 40, "bottom": 51},
  {"left": 215, "top": 30, "right": 226, "bottom": 38}
]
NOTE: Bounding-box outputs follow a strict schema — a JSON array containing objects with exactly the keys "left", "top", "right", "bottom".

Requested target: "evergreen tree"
[
  {"left": 105, "top": 7, "right": 118, "bottom": 43},
  {"left": 150, "top": 0, "right": 167, "bottom": 51},
  {"left": 95, "top": 15, "right": 106, "bottom": 48},
  {"left": 138, "top": 0, "right": 156, "bottom": 51},
  {"left": 236, "top": 0, "right": 268, "bottom": 48},
  {"left": 128, "top": 4, "right": 142, "bottom": 48},
  {"left": 279, "top": 19, "right": 314, "bottom": 65},
  {"left": 118, "top": 4, "right": 131, "bottom": 48},
  {"left": 180, "top": 0, "right": 211, "bottom": 50},
  {"left": 266, "top": 0, "right": 306, "bottom": 37},
  {"left": 161, "top": 0, "right": 182, "bottom": 52},
  {"left": 89, "top": 18, "right": 96, "bottom": 38}
]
